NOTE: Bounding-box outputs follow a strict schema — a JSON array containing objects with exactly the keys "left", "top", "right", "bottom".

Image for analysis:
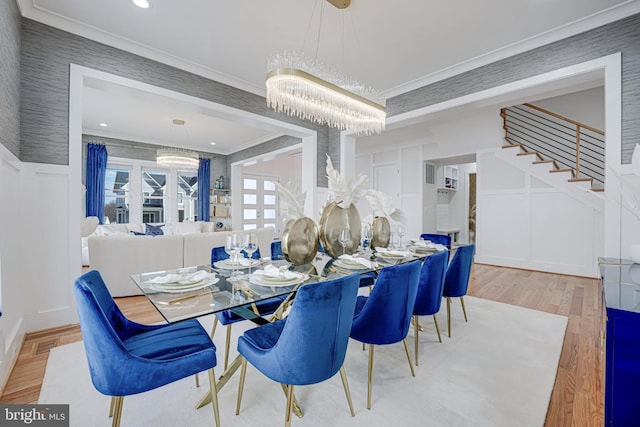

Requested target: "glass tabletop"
[{"left": 131, "top": 250, "right": 435, "bottom": 324}]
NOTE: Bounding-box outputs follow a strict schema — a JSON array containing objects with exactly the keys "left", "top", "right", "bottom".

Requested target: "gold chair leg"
[
  {"left": 367, "top": 344, "right": 374, "bottom": 410},
  {"left": 208, "top": 368, "right": 221, "bottom": 427},
  {"left": 236, "top": 357, "right": 248, "bottom": 415},
  {"left": 460, "top": 296, "right": 468, "bottom": 322},
  {"left": 447, "top": 297, "right": 452, "bottom": 337},
  {"left": 413, "top": 316, "right": 420, "bottom": 366},
  {"left": 279, "top": 384, "right": 303, "bottom": 418},
  {"left": 402, "top": 338, "right": 416, "bottom": 377},
  {"left": 195, "top": 373, "right": 200, "bottom": 388},
  {"left": 339, "top": 366, "right": 356, "bottom": 417},
  {"left": 285, "top": 384, "right": 294, "bottom": 427},
  {"left": 433, "top": 314, "right": 442, "bottom": 343},
  {"left": 224, "top": 324, "right": 233, "bottom": 370},
  {"left": 111, "top": 396, "right": 123, "bottom": 427},
  {"left": 109, "top": 396, "right": 115, "bottom": 417},
  {"left": 210, "top": 316, "right": 219, "bottom": 338}
]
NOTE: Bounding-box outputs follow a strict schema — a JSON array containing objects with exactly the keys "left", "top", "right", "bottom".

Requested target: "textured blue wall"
[
  {"left": 388, "top": 12, "right": 640, "bottom": 163},
  {"left": 0, "top": 0, "right": 20, "bottom": 158}
]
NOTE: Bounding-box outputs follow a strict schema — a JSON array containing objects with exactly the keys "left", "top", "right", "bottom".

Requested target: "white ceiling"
[{"left": 17, "top": 0, "right": 640, "bottom": 155}]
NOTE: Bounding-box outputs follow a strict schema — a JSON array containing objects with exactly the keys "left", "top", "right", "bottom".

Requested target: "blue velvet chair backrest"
[
  {"left": 351, "top": 260, "right": 421, "bottom": 345},
  {"left": 443, "top": 244, "right": 475, "bottom": 298},
  {"left": 211, "top": 245, "right": 261, "bottom": 264},
  {"left": 420, "top": 233, "right": 452, "bottom": 250},
  {"left": 413, "top": 250, "right": 449, "bottom": 316},
  {"left": 74, "top": 270, "right": 144, "bottom": 395},
  {"left": 247, "top": 274, "right": 359, "bottom": 385},
  {"left": 270, "top": 240, "right": 283, "bottom": 260}
]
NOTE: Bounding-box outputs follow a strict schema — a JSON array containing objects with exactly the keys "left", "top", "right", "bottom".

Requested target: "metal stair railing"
[{"left": 500, "top": 103, "right": 605, "bottom": 186}]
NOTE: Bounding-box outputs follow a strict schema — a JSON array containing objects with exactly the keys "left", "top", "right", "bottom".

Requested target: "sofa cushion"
[
  {"left": 145, "top": 224, "right": 164, "bottom": 236},
  {"left": 175, "top": 221, "right": 202, "bottom": 235}
]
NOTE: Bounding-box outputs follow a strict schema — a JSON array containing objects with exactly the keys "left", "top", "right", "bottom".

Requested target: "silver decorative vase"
[
  {"left": 370, "top": 216, "right": 390, "bottom": 251},
  {"left": 281, "top": 217, "right": 319, "bottom": 265},
  {"left": 318, "top": 202, "right": 362, "bottom": 258}
]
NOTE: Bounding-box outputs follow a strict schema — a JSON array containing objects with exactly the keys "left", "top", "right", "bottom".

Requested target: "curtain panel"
[
  {"left": 197, "top": 158, "right": 210, "bottom": 222},
  {"left": 86, "top": 143, "right": 108, "bottom": 223}
]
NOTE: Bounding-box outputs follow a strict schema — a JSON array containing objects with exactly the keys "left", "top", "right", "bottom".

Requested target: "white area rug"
[{"left": 39, "top": 296, "right": 567, "bottom": 427}]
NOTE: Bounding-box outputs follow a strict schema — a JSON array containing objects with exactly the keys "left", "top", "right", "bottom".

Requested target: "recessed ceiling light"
[
  {"left": 210, "top": 142, "right": 216, "bottom": 146},
  {"left": 99, "top": 123, "right": 108, "bottom": 127},
  {"left": 132, "top": 0, "right": 150, "bottom": 9}
]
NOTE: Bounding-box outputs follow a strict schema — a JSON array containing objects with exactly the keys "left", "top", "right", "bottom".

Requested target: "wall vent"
[{"left": 425, "top": 163, "right": 436, "bottom": 184}]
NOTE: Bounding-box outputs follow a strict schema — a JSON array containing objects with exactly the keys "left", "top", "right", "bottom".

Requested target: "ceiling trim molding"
[
  {"left": 18, "top": 0, "right": 266, "bottom": 96},
  {"left": 383, "top": 1, "right": 640, "bottom": 98}
]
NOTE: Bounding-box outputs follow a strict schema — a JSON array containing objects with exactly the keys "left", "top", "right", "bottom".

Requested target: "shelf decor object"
[
  {"left": 265, "top": 1, "right": 385, "bottom": 135},
  {"left": 319, "top": 155, "right": 367, "bottom": 258},
  {"left": 276, "top": 181, "right": 319, "bottom": 265}
]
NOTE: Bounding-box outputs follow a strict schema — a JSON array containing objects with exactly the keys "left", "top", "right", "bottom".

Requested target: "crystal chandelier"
[
  {"left": 156, "top": 119, "right": 200, "bottom": 169},
  {"left": 265, "top": 1, "right": 386, "bottom": 135}
]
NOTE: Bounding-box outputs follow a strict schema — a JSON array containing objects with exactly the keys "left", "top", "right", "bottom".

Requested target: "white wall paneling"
[
  {"left": 0, "top": 145, "right": 26, "bottom": 389},
  {"left": 476, "top": 148, "right": 603, "bottom": 277}
]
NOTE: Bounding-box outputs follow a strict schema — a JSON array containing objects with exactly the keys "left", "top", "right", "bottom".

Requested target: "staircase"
[{"left": 500, "top": 103, "right": 605, "bottom": 192}]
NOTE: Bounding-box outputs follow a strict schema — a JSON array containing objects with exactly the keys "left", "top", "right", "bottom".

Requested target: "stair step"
[
  {"left": 550, "top": 168, "right": 575, "bottom": 176},
  {"left": 517, "top": 152, "right": 542, "bottom": 160},
  {"left": 591, "top": 188, "right": 605, "bottom": 192},
  {"left": 569, "top": 178, "right": 593, "bottom": 183},
  {"left": 502, "top": 143, "right": 523, "bottom": 150}
]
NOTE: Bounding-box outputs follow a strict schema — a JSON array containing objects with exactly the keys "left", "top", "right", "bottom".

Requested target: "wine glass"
[
  {"left": 338, "top": 228, "right": 351, "bottom": 256},
  {"left": 396, "top": 223, "right": 406, "bottom": 249},
  {"left": 243, "top": 233, "right": 258, "bottom": 274}
]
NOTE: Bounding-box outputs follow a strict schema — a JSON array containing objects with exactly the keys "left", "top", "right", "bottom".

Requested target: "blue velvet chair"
[
  {"left": 236, "top": 274, "right": 360, "bottom": 426},
  {"left": 412, "top": 250, "right": 449, "bottom": 365},
  {"left": 271, "top": 240, "right": 284, "bottom": 260},
  {"left": 420, "top": 233, "right": 452, "bottom": 250},
  {"left": 443, "top": 243, "right": 475, "bottom": 337},
  {"left": 74, "top": 270, "right": 221, "bottom": 427},
  {"left": 350, "top": 260, "right": 422, "bottom": 409},
  {"left": 211, "top": 245, "right": 286, "bottom": 370}
]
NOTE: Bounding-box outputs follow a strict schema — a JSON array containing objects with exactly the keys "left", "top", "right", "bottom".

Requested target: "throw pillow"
[
  {"left": 145, "top": 224, "right": 164, "bottom": 236},
  {"left": 130, "top": 231, "right": 146, "bottom": 236}
]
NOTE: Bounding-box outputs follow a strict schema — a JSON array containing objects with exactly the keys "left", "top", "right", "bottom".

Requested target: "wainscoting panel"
[{"left": 476, "top": 149, "right": 602, "bottom": 277}]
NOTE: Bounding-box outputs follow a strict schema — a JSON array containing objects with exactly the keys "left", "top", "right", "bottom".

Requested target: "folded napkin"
[
  {"left": 411, "top": 241, "right": 447, "bottom": 251},
  {"left": 338, "top": 254, "right": 376, "bottom": 268},
  {"left": 253, "top": 264, "right": 300, "bottom": 279},
  {"left": 376, "top": 247, "right": 412, "bottom": 257},
  {"left": 146, "top": 270, "right": 212, "bottom": 285}
]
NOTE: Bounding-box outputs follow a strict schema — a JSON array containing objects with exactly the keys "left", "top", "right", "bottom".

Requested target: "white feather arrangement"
[
  {"left": 326, "top": 154, "right": 369, "bottom": 208},
  {"left": 275, "top": 181, "right": 306, "bottom": 222},
  {"left": 365, "top": 189, "right": 407, "bottom": 224}
]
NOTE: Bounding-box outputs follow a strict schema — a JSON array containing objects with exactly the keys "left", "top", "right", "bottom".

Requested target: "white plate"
[
  {"left": 375, "top": 252, "right": 407, "bottom": 261},
  {"left": 334, "top": 259, "right": 371, "bottom": 270},
  {"left": 149, "top": 277, "right": 220, "bottom": 293},
  {"left": 214, "top": 259, "right": 261, "bottom": 270},
  {"left": 249, "top": 273, "right": 307, "bottom": 287}
]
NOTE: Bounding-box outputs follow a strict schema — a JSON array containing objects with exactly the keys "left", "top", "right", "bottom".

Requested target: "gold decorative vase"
[
  {"left": 370, "top": 216, "right": 390, "bottom": 251},
  {"left": 318, "top": 202, "right": 362, "bottom": 258},
  {"left": 281, "top": 217, "right": 319, "bottom": 265}
]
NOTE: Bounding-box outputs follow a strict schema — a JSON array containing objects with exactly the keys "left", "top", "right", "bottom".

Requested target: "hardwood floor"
[{"left": 0, "top": 263, "right": 604, "bottom": 426}]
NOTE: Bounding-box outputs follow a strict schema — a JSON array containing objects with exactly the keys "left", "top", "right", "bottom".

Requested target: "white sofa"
[{"left": 88, "top": 224, "right": 274, "bottom": 297}]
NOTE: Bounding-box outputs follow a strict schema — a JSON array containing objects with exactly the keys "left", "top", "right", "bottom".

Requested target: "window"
[
  {"left": 142, "top": 168, "right": 166, "bottom": 224},
  {"left": 241, "top": 174, "right": 279, "bottom": 233},
  {"left": 104, "top": 166, "right": 130, "bottom": 224},
  {"left": 177, "top": 170, "right": 198, "bottom": 222}
]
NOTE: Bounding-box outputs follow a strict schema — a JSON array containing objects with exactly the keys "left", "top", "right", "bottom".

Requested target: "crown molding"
[{"left": 383, "top": 1, "right": 640, "bottom": 98}]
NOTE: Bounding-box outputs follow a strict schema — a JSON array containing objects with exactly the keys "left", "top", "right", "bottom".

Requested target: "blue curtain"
[
  {"left": 197, "top": 158, "right": 210, "bottom": 222},
  {"left": 86, "top": 143, "right": 108, "bottom": 224}
]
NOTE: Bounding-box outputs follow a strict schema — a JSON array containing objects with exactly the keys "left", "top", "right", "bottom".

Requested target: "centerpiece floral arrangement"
[
  {"left": 275, "top": 181, "right": 319, "bottom": 265},
  {"left": 319, "top": 155, "right": 368, "bottom": 258},
  {"left": 364, "top": 189, "right": 407, "bottom": 250}
]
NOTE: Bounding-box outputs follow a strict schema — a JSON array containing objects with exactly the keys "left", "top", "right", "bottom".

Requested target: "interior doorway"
[{"left": 468, "top": 173, "right": 476, "bottom": 244}]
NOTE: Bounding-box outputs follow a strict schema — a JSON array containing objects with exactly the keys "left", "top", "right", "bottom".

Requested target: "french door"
[{"left": 241, "top": 174, "right": 279, "bottom": 233}]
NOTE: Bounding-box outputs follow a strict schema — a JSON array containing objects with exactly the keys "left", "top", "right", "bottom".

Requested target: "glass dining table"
[{"left": 129, "top": 246, "right": 440, "bottom": 412}]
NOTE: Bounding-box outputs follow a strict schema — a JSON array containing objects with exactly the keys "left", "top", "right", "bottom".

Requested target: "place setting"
[
  {"left": 333, "top": 253, "right": 379, "bottom": 271},
  {"left": 408, "top": 238, "right": 448, "bottom": 254},
  {"left": 143, "top": 269, "right": 220, "bottom": 293},
  {"left": 248, "top": 264, "right": 309, "bottom": 288}
]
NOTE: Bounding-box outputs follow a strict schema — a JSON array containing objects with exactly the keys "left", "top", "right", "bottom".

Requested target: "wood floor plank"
[{"left": 0, "top": 263, "right": 605, "bottom": 426}]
